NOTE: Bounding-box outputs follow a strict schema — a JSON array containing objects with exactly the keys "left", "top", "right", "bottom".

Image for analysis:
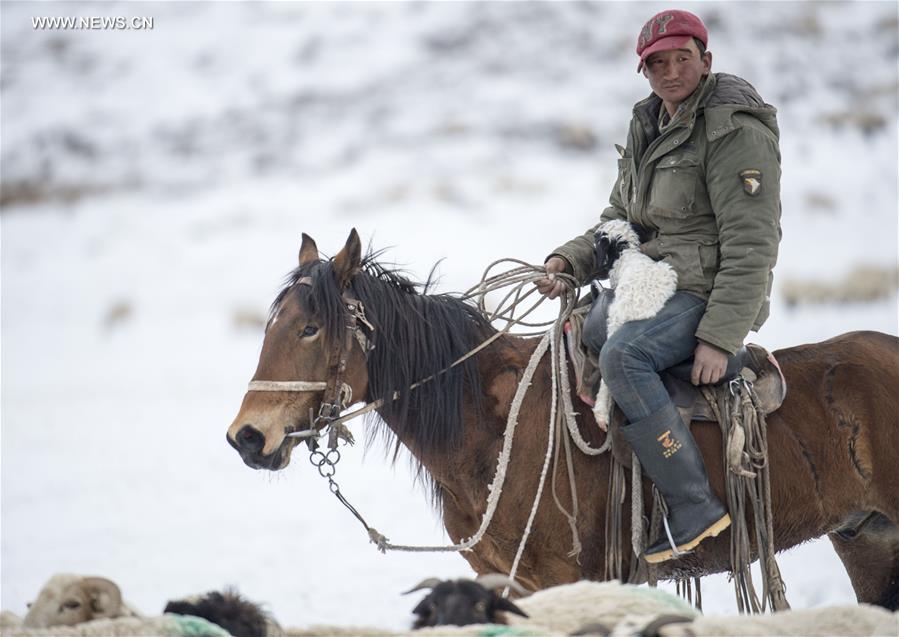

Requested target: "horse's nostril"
[{"left": 236, "top": 425, "right": 265, "bottom": 453}]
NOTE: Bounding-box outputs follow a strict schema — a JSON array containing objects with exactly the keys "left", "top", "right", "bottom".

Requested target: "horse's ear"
[
  {"left": 299, "top": 233, "right": 320, "bottom": 266},
  {"left": 333, "top": 228, "right": 362, "bottom": 289}
]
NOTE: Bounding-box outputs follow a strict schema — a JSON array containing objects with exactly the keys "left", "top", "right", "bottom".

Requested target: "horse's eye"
[{"left": 302, "top": 325, "right": 318, "bottom": 337}]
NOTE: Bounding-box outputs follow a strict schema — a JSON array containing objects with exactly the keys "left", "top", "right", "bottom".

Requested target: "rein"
[
  {"left": 250, "top": 260, "right": 609, "bottom": 568},
  {"left": 251, "top": 258, "right": 788, "bottom": 610},
  {"left": 252, "top": 263, "right": 578, "bottom": 443}
]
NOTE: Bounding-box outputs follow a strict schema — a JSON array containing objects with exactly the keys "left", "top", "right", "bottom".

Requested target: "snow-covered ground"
[{"left": 2, "top": 1, "right": 897, "bottom": 631}]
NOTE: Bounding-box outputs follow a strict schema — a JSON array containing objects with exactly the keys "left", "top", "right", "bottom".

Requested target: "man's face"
[{"left": 643, "top": 38, "right": 711, "bottom": 107}]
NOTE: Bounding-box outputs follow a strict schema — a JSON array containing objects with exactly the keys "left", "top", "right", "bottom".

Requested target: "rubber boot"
[{"left": 621, "top": 402, "right": 731, "bottom": 564}]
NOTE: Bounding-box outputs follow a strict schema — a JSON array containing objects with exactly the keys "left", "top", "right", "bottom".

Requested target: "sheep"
[
  {"left": 622, "top": 603, "right": 899, "bottom": 637},
  {"left": 404, "top": 575, "right": 529, "bottom": 628},
  {"left": 20, "top": 574, "right": 139, "bottom": 628},
  {"left": 510, "top": 582, "right": 895, "bottom": 637},
  {"left": 404, "top": 577, "right": 695, "bottom": 634},
  {"left": 508, "top": 581, "right": 697, "bottom": 635},
  {"left": 164, "top": 588, "right": 282, "bottom": 637},
  {"left": 7, "top": 573, "right": 278, "bottom": 637},
  {"left": 589, "top": 220, "right": 677, "bottom": 430}
]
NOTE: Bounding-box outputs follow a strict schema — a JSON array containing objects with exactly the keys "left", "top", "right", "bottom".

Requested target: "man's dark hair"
[{"left": 693, "top": 37, "right": 707, "bottom": 57}]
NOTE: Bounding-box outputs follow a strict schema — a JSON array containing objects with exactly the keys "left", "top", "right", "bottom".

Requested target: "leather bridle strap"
[
  {"left": 246, "top": 276, "right": 365, "bottom": 439},
  {"left": 318, "top": 292, "right": 359, "bottom": 422},
  {"left": 248, "top": 380, "right": 327, "bottom": 392}
]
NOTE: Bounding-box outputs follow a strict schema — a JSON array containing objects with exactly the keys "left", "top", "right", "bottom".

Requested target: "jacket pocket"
[
  {"left": 648, "top": 154, "right": 700, "bottom": 220},
  {"left": 661, "top": 237, "right": 716, "bottom": 293}
]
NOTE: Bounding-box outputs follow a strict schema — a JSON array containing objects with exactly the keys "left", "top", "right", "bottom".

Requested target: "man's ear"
[
  {"left": 299, "top": 233, "right": 320, "bottom": 266},
  {"left": 333, "top": 228, "right": 362, "bottom": 289},
  {"left": 702, "top": 50, "right": 713, "bottom": 75}
]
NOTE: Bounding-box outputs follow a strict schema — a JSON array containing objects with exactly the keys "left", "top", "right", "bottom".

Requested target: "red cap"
[{"left": 636, "top": 10, "right": 708, "bottom": 72}]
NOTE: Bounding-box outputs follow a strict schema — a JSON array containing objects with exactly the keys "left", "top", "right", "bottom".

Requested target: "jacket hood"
[{"left": 701, "top": 72, "right": 779, "bottom": 139}]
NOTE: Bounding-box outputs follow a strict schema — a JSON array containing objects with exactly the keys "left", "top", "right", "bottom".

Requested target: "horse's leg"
[
  {"left": 819, "top": 351, "right": 899, "bottom": 610},
  {"left": 828, "top": 513, "right": 899, "bottom": 610}
]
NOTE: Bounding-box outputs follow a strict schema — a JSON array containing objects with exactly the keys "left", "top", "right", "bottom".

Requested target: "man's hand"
[
  {"left": 535, "top": 256, "right": 570, "bottom": 299},
  {"left": 691, "top": 340, "right": 729, "bottom": 386}
]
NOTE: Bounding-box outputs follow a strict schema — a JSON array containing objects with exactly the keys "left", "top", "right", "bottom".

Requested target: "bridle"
[
  {"left": 246, "top": 273, "right": 510, "bottom": 450},
  {"left": 246, "top": 276, "right": 374, "bottom": 448}
]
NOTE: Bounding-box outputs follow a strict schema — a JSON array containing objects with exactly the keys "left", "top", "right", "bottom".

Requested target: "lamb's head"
[
  {"left": 23, "top": 574, "right": 123, "bottom": 628},
  {"left": 405, "top": 575, "right": 528, "bottom": 629},
  {"left": 594, "top": 220, "right": 646, "bottom": 279}
]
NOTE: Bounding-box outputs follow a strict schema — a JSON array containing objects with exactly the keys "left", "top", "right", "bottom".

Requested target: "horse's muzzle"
[{"left": 227, "top": 425, "right": 290, "bottom": 470}]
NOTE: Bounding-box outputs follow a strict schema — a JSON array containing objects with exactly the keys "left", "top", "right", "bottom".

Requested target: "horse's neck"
[{"left": 373, "top": 333, "right": 543, "bottom": 486}]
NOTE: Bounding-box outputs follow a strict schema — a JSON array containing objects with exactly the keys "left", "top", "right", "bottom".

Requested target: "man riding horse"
[{"left": 536, "top": 10, "right": 782, "bottom": 564}]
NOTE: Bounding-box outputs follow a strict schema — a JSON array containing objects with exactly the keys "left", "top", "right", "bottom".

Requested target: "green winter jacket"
[{"left": 550, "top": 72, "right": 782, "bottom": 355}]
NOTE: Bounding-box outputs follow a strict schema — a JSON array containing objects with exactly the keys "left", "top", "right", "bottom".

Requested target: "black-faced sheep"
[
  {"left": 404, "top": 578, "right": 698, "bottom": 633},
  {"left": 404, "top": 575, "right": 528, "bottom": 628}
]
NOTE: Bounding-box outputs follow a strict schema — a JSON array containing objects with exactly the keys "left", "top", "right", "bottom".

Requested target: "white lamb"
[{"left": 592, "top": 219, "right": 677, "bottom": 430}]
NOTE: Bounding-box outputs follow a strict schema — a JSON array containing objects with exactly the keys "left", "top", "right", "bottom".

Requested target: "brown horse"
[{"left": 227, "top": 229, "right": 899, "bottom": 610}]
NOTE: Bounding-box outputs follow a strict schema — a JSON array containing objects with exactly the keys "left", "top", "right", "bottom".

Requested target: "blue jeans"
[{"left": 591, "top": 291, "right": 707, "bottom": 422}]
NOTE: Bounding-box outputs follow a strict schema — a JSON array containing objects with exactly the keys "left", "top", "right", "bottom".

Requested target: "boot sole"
[{"left": 643, "top": 514, "right": 732, "bottom": 564}]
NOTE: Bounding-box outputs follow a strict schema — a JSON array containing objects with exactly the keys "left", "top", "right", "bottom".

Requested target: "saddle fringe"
[{"left": 604, "top": 375, "right": 790, "bottom": 614}]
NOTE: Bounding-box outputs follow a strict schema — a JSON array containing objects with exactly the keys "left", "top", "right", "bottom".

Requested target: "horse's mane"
[{"left": 271, "top": 250, "right": 496, "bottom": 506}]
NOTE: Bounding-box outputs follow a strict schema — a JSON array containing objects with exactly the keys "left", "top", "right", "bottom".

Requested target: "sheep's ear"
[
  {"left": 332, "top": 228, "right": 362, "bottom": 289},
  {"left": 410, "top": 597, "right": 435, "bottom": 628},
  {"left": 299, "top": 233, "right": 320, "bottom": 266},
  {"left": 494, "top": 596, "right": 528, "bottom": 618},
  {"left": 411, "top": 598, "right": 430, "bottom": 616},
  {"left": 594, "top": 234, "right": 615, "bottom": 279},
  {"left": 632, "top": 222, "right": 653, "bottom": 244},
  {"left": 82, "top": 578, "right": 122, "bottom": 620}
]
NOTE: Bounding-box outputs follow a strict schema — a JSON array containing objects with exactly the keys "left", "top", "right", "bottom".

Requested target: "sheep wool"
[
  {"left": 507, "top": 581, "right": 698, "bottom": 635},
  {"left": 0, "top": 612, "right": 231, "bottom": 637},
  {"left": 655, "top": 604, "right": 898, "bottom": 637}
]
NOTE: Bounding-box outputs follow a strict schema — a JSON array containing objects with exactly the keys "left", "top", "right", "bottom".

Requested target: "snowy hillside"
[{"left": 2, "top": 1, "right": 897, "bottom": 631}]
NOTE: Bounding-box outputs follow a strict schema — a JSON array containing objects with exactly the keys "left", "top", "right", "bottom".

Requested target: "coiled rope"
[{"left": 318, "top": 260, "right": 610, "bottom": 570}]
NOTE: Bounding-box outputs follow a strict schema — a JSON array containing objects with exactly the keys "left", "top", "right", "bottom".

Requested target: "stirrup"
[
  {"left": 661, "top": 514, "right": 690, "bottom": 559},
  {"left": 658, "top": 490, "right": 689, "bottom": 559}
]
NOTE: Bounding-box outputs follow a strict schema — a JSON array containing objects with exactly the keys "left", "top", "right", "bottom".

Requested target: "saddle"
[{"left": 564, "top": 298, "right": 787, "bottom": 469}]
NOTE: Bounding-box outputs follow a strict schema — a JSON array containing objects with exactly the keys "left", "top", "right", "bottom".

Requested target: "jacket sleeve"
[
  {"left": 546, "top": 155, "right": 630, "bottom": 285},
  {"left": 695, "top": 121, "right": 782, "bottom": 354}
]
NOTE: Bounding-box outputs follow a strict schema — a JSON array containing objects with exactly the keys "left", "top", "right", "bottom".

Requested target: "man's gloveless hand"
[
  {"left": 535, "top": 256, "right": 570, "bottom": 299},
  {"left": 691, "top": 340, "right": 729, "bottom": 385}
]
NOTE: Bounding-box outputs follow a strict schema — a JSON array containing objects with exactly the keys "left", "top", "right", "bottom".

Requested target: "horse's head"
[{"left": 227, "top": 229, "right": 370, "bottom": 470}]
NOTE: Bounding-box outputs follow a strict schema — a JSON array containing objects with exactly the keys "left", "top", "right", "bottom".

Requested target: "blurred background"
[{"left": 2, "top": 1, "right": 897, "bottom": 630}]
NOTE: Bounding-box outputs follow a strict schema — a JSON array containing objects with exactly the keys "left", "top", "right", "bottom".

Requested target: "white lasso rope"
[
  {"left": 505, "top": 325, "right": 559, "bottom": 589},
  {"left": 330, "top": 259, "right": 611, "bottom": 567},
  {"left": 369, "top": 327, "right": 552, "bottom": 552}
]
